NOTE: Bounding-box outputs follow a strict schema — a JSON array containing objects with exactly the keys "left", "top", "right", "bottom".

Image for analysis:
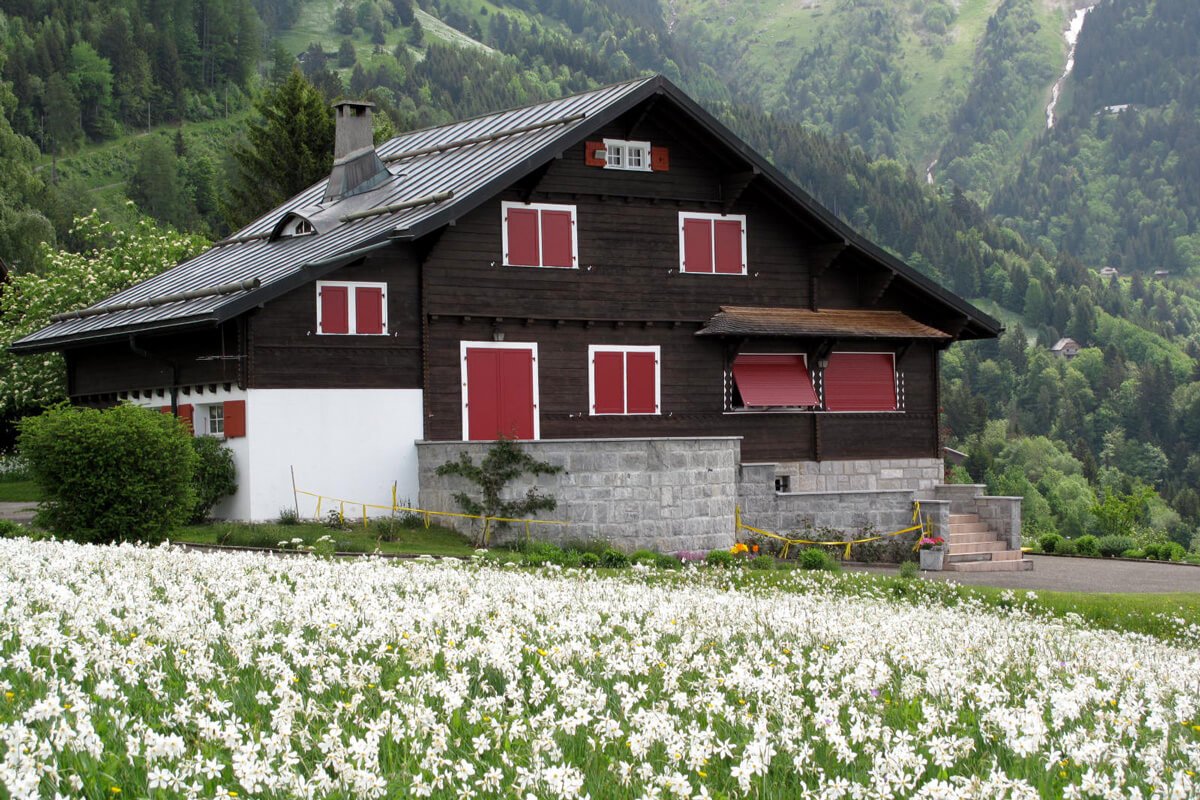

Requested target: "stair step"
[
  {"left": 949, "top": 539, "right": 1006, "bottom": 553},
  {"left": 944, "top": 558, "right": 1034, "bottom": 573},
  {"left": 947, "top": 548, "right": 1023, "bottom": 563},
  {"left": 947, "top": 531, "right": 1000, "bottom": 544},
  {"left": 948, "top": 513, "right": 980, "bottom": 524},
  {"left": 948, "top": 522, "right": 990, "bottom": 534}
]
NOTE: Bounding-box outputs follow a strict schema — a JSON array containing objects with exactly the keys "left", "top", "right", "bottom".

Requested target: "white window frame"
[
  {"left": 460, "top": 341, "right": 541, "bottom": 441},
  {"left": 725, "top": 352, "right": 817, "bottom": 413},
  {"left": 201, "top": 404, "right": 225, "bottom": 437},
  {"left": 602, "top": 138, "right": 652, "bottom": 172},
  {"left": 587, "top": 345, "right": 662, "bottom": 416},
  {"left": 678, "top": 211, "right": 748, "bottom": 275},
  {"left": 315, "top": 280, "right": 388, "bottom": 336},
  {"left": 500, "top": 201, "right": 579, "bottom": 269},
  {"left": 821, "top": 351, "right": 903, "bottom": 413}
]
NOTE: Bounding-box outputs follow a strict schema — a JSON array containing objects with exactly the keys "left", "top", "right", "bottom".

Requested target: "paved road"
[
  {"left": 0, "top": 502, "right": 37, "bottom": 525},
  {"left": 852, "top": 554, "right": 1200, "bottom": 593}
]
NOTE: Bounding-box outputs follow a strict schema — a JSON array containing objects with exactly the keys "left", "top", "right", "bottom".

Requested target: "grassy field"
[
  {"left": 174, "top": 518, "right": 478, "bottom": 557},
  {"left": 1, "top": 539, "right": 1196, "bottom": 798},
  {"left": 0, "top": 481, "right": 40, "bottom": 503}
]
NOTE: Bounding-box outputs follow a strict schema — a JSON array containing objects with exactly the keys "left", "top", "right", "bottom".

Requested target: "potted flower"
[{"left": 918, "top": 535, "right": 946, "bottom": 571}]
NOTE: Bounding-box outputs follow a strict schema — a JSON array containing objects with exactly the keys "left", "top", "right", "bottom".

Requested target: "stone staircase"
[{"left": 945, "top": 513, "right": 1033, "bottom": 572}]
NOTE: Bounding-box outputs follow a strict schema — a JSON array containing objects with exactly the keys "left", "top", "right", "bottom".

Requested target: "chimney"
[{"left": 324, "top": 100, "right": 391, "bottom": 203}]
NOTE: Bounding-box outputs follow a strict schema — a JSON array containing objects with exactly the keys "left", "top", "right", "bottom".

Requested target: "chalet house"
[
  {"left": 14, "top": 77, "right": 1026, "bottom": 569},
  {"left": 1051, "top": 337, "right": 1081, "bottom": 359}
]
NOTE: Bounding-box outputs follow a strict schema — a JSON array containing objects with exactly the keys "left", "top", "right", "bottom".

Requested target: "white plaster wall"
[{"left": 242, "top": 389, "right": 424, "bottom": 521}]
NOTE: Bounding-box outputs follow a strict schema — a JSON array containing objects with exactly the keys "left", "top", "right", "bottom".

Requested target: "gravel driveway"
[{"left": 854, "top": 554, "right": 1200, "bottom": 593}]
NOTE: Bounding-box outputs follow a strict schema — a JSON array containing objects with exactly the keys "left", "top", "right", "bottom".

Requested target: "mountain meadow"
[{"left": 3, "top": 0, "right": 1200, "bottom": 555}]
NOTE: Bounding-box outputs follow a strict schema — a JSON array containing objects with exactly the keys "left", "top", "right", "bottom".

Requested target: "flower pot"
[{"left": 919, "top": 548, "right": 945, "bottom": 571}]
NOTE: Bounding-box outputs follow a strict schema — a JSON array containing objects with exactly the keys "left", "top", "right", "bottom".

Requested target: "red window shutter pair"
[
  {"left": 160, "top": 404, "right": 195, "bottom": 427},
  {"left": 732, "top": 355, "right": 818, "bottom": 407},
  {"left": 584, "top": 141, "right": 670, "bottom": 171},
  {"left": 682, "top": 216, "right": 744, "bottom": 274},
  {"left": 593, "top": 350, "right": 657, "bottom": 414},
  {"left": 223, "top": 400, "right": 247, "bottom": 438},
  {"left": 505, "top": 206, "right": 575, "bottom": 268},
  {"left": 319, "top": 285, "right": 385, "bottom": 334},
  {"left": 823, "top": 353, "right": 897, "bottom": 412}
]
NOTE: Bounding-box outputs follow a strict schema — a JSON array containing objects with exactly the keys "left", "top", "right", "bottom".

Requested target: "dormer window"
[
  {"left": 277, "top": 214, "right": 317, "bottom": 238},
  {"left": 603, "top": 139, "right": 652, "bottom": 172},
  {"left": 293, "top": 219, "right": 315, "bottom": 236}
]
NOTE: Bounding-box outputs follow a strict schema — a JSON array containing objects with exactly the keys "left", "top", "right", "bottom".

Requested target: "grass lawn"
[
  {"left": 0, "top": 481, "right": 41, "bottom": 503},
  {"left": 173, "top": 519, "right": 478, "bottom": 557}
]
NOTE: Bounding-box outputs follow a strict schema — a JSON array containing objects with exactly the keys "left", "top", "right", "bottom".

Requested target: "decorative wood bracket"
[
  {"left": 810, "top": 243, "right": 848, "bottom": 310},
  {"left": 860, "top": 268, "right": 896, "bottom": 306},
  {"left": 625, "top": 97, "right": 659, "bottom": 139},
  {"left": 516, "top": 161, "right": 555, "bottom": 203},
  {"left": 720, "top": 170, "right": 758, "bottom": 212}
]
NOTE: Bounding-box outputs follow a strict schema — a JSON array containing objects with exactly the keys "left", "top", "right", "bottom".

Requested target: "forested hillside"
[{"left": 3, "top": 0, "right": 1200, "bottom": 553}]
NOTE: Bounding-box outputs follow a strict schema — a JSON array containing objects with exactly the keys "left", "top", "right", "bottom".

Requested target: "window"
[
  {"left": 603, "top": 138, "right": 651, "bottom": 172},
  {"left": 589, "top": 345, "right": 660, "bottom": 415},
  {"left": 774, "top": 475, "right": 791, "bottom": 493},
  {"left": 729, "top": 353, "right": 818, "bottom": 409},
  {"left": 679, "top": 212, "right": 747, "bottom": 275},
  {"left": 501, "top": 202, "right": 577, "bottom": 269},
  {"left": 822, "top": 352, "right": 898, "bottom": 412},
  {"left": 203, "top": 404, "right": 224, "bottom": 436},
  {"left": 316, "top": 281, "right": 387, "bottom": 335}
]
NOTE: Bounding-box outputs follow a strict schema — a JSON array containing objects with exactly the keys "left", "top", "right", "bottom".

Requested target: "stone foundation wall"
[
  {"left": 766, "top": 458, "right": 943, "bottom": 493},
  {"left": 416, "top": 438, "right": 740, "bottom": 553}
]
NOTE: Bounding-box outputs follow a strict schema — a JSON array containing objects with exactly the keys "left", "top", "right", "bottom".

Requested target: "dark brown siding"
[
  {"left": 419, "top": 101, "right": 944, "bottom": 462},
  {"left": 248, "top": 248, "right": 422, "bottom": 389},
  {"left": 424, "top": 318, "right": 940, "bottom": 461},
  {"left": 70, "top": 323, "right": 243, "bottom": 397}
]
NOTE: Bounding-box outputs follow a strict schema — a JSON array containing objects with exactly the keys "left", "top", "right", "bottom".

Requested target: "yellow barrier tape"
[
  {"left": 736, "top": 502, "right": 930, "bottom": 560},
  {"left": 294, "top": 489, "right": 570, "bottom": 535}
]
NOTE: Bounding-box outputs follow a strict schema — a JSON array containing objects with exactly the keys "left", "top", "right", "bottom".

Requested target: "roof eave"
[{"left": 9, "top": 315, "right": 221, "bottom": 354}]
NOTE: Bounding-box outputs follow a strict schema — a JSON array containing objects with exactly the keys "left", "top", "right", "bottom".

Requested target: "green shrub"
[
  {"left": 1168, "top": 542, "right": 1186, "bottom": 561},
  {"left": 599, "top": 548, "right": 629, "bottom": 568},
  {"left": 1056, "top": 538, "right": 1078, "bottom": 555},
  {"left": 1074, "top": 535, "right": 1099, "bottom": 557},
  {"left": 654, "top": 553, "right": 681, "bottom": 569},
  {"left": 898, "top": 561, "right": 919, "bottom": 580},
  {"left": 1143, "top": 543, "right": 1161, "bottom": 560},
  {"left": 1122, "top": 549, "right": 1144, "bottom": 559},
  {"left": 19, "top": 404, "right": 198, "bottom": 544},
  {"left": 705, "top": 549, "right": 735, "bottom": 568},
  {"left": 1098, "top": 535, "right": 1136, "bottom": 558},
  {"left": 579, "top": 552, "right": 600, "bottom": 568},
  {"left": 277, "top": 507, "right": 300, "bottom": 525},
  {"left": 629, "top": 549, "right": 658, "bottom": 565},
  {"left": 1038, "top": 532, "right": 1064, "bottom": 553},
  {"left": 799, "top": 547, "right": 837, "bottom": 571},
  {"left": 190, "top": 436, "right": 237, "bottom": 523},
  {"left": 749, "top": 554, "right": 775, "bottom": 571},
  {"left": 553, "top": 549, "right": 583, "bottom": 568},
  {"left": 523, "top": 540, "right": 565, "bottom": 561},
  {"left": 0, "top": 519, "right": 24, "bottom": 538}
]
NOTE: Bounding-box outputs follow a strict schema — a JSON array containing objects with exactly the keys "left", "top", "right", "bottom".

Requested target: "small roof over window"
[{"left": 698, "top": 306, "right": 951, "bottom": 339}]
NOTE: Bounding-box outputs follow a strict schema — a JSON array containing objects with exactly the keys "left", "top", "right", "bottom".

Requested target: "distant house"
[
  {"left": 1153, "top": 270, "right": 1170, "bottom": 280},
  {"left": 1051, "top": 337, "right": 1081, "bottom": 358},
  {"left": 13, "top": 77, "right": 1025, "bottom": 567},
  {"left": 1098, "top": 266, "right": 1119, "bottom": 279}
]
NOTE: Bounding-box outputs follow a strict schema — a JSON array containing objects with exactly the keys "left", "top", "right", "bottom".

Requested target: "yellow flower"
[
  {"left": 110, "top": 788, "right": 121, "bottom": 795},
  {"left": 3, "top": 692, "right": 13, "bottom": 700}
]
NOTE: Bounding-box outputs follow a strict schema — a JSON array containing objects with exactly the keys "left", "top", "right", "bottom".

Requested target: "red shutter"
[
  {"left": 682, "top": 217, "right": 713, "bottom": 273},
  {"left": 505, "top": 207, "right": 540, "bottom": 266},
  {"left": 320, "top": 285, "right": 349, "bottom": 334},
  {"left": 823, "top": 353, "right": 897, "bottom": 412},
  {"left": 714, "top": 219, "right": 744, "bottom": 274},
  {"left": 650, "top": 146, "right": 669, "bottom": 171},
  {"left": 159, "top": 406, "right": 171, "bottom": 414},
  {"left": 593, "top": 351, "right": 625, "bottom": 414},
  {"left": 626, "top": 351, "right": 658, "bottom": 414},
  {"left": 497, "top": 349, "right": 535, "bottom": 439},
  {"left": 540, "top": 210, "right": 574, "bottom": 268},
  {"left": 223, "top": 400, "right": 247, "bottom": 437},
  {"left": 355, "top": 286, "right": 384, "bottom": 334},
  {"left": 466, "top": 348, "right": 501, "bottom": 440},
  {"left": 584, "top": 141, "right": 607, "bottom": 167},
  {"left": 733, "top": 355, "right": 818, "bottom": 407},
  {"left": 178, "top": 404, "right": 194, "bottom": 429}
]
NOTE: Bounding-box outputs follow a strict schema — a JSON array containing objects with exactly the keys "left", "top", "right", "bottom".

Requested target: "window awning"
[
  {"left": 697, "top": 306, "right": 952, "bottom": 339},
  {"left": 732, "top": 354, "right": 819, "bottom": 407}
]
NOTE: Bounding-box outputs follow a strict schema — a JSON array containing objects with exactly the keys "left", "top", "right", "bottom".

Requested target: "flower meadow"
[{"left": 1, "top": 540, "right": 1198, "bottom": 800}]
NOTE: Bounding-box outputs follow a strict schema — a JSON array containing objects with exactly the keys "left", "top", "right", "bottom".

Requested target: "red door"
[{"left": 465, "top": 346, "right": 536, "bottom": 440}]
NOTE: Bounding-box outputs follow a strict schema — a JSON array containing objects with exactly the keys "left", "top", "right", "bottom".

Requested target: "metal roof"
[
  {"left": 14, "top": 75, "right": 1001, "bottom": 353},
  {"left": 697, "top": 307, "right": 952, "bottom": 340}
]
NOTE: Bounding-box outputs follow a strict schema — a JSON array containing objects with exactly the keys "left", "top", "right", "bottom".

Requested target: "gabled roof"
[
  {"left": 13, "top": 75, "right": 1001, "bottom": 353},
  {"left": 697, "top": 307, "right": 952, "bottom": 340}
]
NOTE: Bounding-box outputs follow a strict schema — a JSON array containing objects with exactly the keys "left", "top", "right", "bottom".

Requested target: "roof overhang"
[{"left": 697, "top": 306, "right": 953, "bottom": 340}]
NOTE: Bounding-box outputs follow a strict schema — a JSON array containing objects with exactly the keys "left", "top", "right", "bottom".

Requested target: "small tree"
[
  {"left": 19, "top": 404, "right": 199, "bottom": 544},
  {"left": 190, "top": 436, "right": 238, "bottom": 523},
  {"left": 435, "top": 438, "right": 562, "bottom": 546}
]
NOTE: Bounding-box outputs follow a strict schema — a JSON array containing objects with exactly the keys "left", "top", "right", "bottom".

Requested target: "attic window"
[
  {"left": 603, "top": 139, "right": 651, "bottom": 172},
  {"left": 281, "top": 217, "right": 316, "bottom": 238}
]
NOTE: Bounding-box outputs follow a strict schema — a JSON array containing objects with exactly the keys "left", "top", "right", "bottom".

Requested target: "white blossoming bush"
[{"left": 0, "top": 539, "right": 1198, "bottom": 799}]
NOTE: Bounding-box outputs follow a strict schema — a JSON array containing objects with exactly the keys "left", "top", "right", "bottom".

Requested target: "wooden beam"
[
  {"left": 720, "top": 171, "right": 757, "bottom": 212},
  {"left": 860, "top": 268, "right": 896, "bottom": 306},
  {"left": 811, "top": 243, "right": 848, "bottom": 310},
  {"left": 516, "top": 161, "right": 555, "bottom": 203},
  {"left": 625, "top": 96, "right": 659, "bottom": 139}
]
